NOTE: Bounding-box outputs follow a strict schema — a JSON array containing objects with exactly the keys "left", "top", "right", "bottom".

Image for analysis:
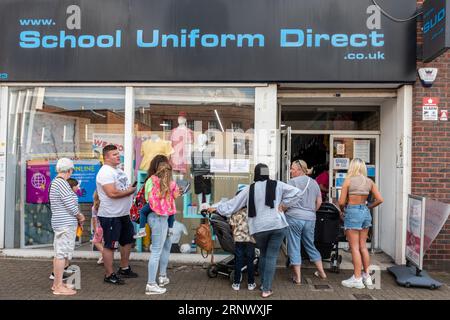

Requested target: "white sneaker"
[
  {"left": 145, "top": 283, "right": 166, "bottom": 295},
  {"left": 248, "top": 283, "right": 257, "bottom": 291},
  {"left": 231, "top": 283, "right": 240, "bottom": 291},
  {"left": 362, "top": 273, "right": 374, "bottom": 289},
  {"left": 158, "top": 275, "right": 170, "bottom": 287},
  {"left": 341, "top": 275, "right": 365, "bottom": 289},
  {"left": 97, "top": 256, "right": 104, "bottom": 265},
  {"left": 133, "top": 228, "right": 147, "bottom": 239}
]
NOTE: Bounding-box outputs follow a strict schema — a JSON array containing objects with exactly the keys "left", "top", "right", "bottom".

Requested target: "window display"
[
  {"left": 7, "top": 86, "right": 255, "bottom": 249},
  {"left": 134, "top": 87, "right": 255, "bottom": 249},
  {"left": 8, "top": 87, "right": 125, "bottom": 246}
]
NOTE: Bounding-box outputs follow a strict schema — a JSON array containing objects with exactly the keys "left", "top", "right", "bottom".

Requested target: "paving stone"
[{"left": 0, "top": 257, "right": 449, "bottom": 300}]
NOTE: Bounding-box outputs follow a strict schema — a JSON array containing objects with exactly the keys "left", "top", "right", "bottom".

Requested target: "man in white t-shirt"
[{"left": 96, "top": 145, "right": 137, "bottom": 285}]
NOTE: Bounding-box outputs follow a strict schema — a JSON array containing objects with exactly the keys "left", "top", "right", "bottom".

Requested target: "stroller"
[
  {"left": 286, "top": 202, "right": 343, "bottom": 273},
  {"left": 313, "top": 202, "right": 344, "bottom": 273},
  {"left": 202, "top": 210, "right": 259, "bottom": 283}
]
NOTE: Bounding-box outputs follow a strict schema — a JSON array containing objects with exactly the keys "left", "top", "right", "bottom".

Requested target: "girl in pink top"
[
  {"left": 147, "top": 162, "right": 180, "bottom": 216},
  {"left": 145, "top": 162, "right": 181, "bottom": 295}
]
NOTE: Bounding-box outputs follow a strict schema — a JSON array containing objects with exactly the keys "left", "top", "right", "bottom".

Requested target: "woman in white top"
[{"left": 209, "top": 163, "right": 301, "bottom": 298}]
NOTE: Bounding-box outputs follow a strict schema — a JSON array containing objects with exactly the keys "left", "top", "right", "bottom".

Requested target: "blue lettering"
[
  {"left": 19, "top": 31, "right": 40, "bottom": 48},
  {"left": 281, "top": 29, "right": 383, "bottom": 48},
  {"left": 314, "top": 34, "right": 330, "bottom": 47},
  {"left": 424, "top": 8, "right": 445, "bottom": 34},
  {"left": 369, "top": 31, "right": 384, "bottom": 46},
  {"left": 97, "top": 34, "right": 114, "bottom": 48},
  {"left": 137, "top": 29, "right": 159, "bottom": 47},
  {"left": 42, "top": 35, "right": 58, "bottom": 48},
  {"left": 220, "top": 34, "right": 236, "bottom": 47},
  {"left": 201, "top": 34, "right": 219, "bottom": 47},
  {"left": 78, "top": 35, "right": 95, "bottom": 48},
  {"left": 236, "top": 34, "right": 264, "bottom": 47},
  {"left": 162, "top": 34, "right": 179, "bottom": 47},
  {"left": 60, "top": 31, "right": 76, "bottom": 48},
  {"left": 280, "top": 29, "right": 304, "bottom": 47},
  {"left": 349, "top": 34, "right": 368, "bottom": 47},
  {"left": 331, "top": 34, "right": 348, "bottom": 47}
]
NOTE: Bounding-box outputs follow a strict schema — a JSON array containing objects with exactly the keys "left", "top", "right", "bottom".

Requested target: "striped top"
[{"left": 49, "top": 177, "right": 79, "bottom": 230}]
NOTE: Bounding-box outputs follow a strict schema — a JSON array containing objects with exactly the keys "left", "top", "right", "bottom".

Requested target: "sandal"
[
  {"left": 261, "top": 290, "right": 273, "bottom": 298},
  {"left": 314, "top": 271, "right": 327, "bottom": 280},
  {"left": 292, "top": 277, "right": 301, "bottom": 285},
  {"left": 52, "top": 286, "right": 77, "bottom": 296},
  {"left": 51, "top": 283, "right": 75, "bottom": 291}
]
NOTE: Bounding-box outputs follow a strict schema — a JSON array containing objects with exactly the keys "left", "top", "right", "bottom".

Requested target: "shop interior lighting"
[{"left": 214, "top": 109, "right": 225, "bottom": 132}]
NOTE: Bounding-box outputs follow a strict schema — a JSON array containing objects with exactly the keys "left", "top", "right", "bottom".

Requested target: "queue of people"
[{"left": 49, "top": 144, "right": 382, "bottom": 297}]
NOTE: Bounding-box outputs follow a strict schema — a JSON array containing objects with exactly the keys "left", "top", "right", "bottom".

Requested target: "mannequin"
[
  {"left": 139, "top": 133, "right": 173, "bottom": 171},
  {"left": 169, "top": 112, "right": 194, "bottom": 177},
  {"left": 192, "top": 133, "right": 213, "bottom": 212}
]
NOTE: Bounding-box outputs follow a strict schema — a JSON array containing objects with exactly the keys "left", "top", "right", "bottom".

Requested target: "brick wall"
[{"left": 413, "top": 0, "right": 450, "bottom": 270}]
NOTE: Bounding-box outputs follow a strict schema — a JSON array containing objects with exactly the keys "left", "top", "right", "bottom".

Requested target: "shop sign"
[
  {"left": 26, "top": 160, "right": 101, "bottom": 204},
  {"left": 422, "top": 97, "right": 439, "bottom": 121},
  {"left": 439, "top": 109, "right": 448, "bottom": 121},
  {"left": 0, "top": 0, "right": 416, "bottom": 82},
  {"left": 406, "top": 195, "right": 426, "bottom": 270},
  {"left": 423, "top": 0, "right": 450, "bottom": 62},
  {"left": 333, "top": 158, "right": 349, "bottom": 170}
]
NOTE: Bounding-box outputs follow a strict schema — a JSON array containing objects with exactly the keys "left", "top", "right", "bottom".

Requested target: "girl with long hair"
[
  {"left": 338, "top": 158, "right": 383, "bottom": 289},
  {"left": 144, "top": 160, "right": 180, "bottom": 295}
]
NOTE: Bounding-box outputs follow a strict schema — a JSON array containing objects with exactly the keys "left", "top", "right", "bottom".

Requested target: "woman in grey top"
[
  {"left": 209, "top": 163, "right": 301, "bottom": 298},
  {"left": 281, "top": 160, "right": 327, "bottom": 284}
]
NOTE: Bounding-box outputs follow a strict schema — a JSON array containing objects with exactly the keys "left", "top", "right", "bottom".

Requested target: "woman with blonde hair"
[{"left": 338, "top": 158, "right": 383, "bottom": 289}]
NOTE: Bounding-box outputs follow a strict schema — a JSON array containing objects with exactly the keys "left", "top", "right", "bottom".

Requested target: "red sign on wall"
[{"left": 422, "top": 97, "right": 439, "bottom": 121}]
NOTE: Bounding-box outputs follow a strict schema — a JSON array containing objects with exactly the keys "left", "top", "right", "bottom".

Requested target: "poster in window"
[
  {"left": 49, "top": 160, "right": 102, "bottom": 203},
  {"left": 333, "top": 158, "right": 349, "bottom": 170},
  {"left": 353, "top": 140, "right": 370, "bottom": 163},
  {"left": 210, "top": 159, "right": 229, "bottom": 173},
  {"left": 406, "top": 195, "right": 426, "bottom": 270},
  {"left": 92, "top": 133, "right": 125, "bottom": 167}
]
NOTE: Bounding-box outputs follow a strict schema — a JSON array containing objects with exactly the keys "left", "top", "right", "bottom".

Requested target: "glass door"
[
  {"left": 280, "top": 126, "right": 291, "bottom": 182},
  {"left": 329, "top": 134, "right": 380, "bottom": 249}
]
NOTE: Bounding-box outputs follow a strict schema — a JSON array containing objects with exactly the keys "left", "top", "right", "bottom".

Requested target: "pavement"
[{"left": 0, "top": 256, "right": 449, "bottom": 300}]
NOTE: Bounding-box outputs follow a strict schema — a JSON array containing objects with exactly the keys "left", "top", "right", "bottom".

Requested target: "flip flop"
[
  {"left": 52, "top": 287, "right": 77, "bottom": 296},
  {"left": 261, "top": 290, "right": 273, "bottom": 298},
  {"left": 314, "top": 271, "right": 327, "bottom": 280},
  {"left": 51, "top": 284, "right": 76, "bottom": 291}
]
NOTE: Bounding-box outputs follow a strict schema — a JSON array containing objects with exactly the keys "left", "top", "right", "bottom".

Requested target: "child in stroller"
[{"left": 204, "top": 206, "right": 259, "bottom": 289}]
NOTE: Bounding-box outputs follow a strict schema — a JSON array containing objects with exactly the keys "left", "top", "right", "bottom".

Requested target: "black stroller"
[
  {"left": 286, "top": 202, "right": 343, "bottom": 273},
  {"left": 202, "top": 210, "right": 259, "bottom": 283}
]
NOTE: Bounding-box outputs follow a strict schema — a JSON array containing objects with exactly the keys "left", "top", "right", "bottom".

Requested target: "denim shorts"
[{"left": 343, "top": 205, "right": 372, "bottom": 230}]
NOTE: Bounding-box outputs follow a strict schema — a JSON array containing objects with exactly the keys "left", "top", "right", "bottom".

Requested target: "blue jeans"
[
  {"left": 139, "top": 203, "right": 175, "bottom": 229},
  {"left": 147, "top": 212, "right": 172, "bottom": 284},
  {"left": 344, "top": 205, "right": 372, "bottom": 230},
  {"left": 253, "top": 227, "right": 287, "bottom": 292},
  {"left": 286, "top": 216, "right": 321, "bottom": 265},
  {"left": 234, "top": 242, "right": 255, "bottom": 285}
]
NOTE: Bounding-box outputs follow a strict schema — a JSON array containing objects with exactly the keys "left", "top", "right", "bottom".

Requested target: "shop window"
[
  {"left": 281, "top": 106, "right": 380, "bottom": 131},
  {"left": 134, "top": 87, "right": 255, "bottom": 252},
  {"left": 63, "top": 124, "right": 75, "bottom": 143},
  {"left": 7, "top": 87, "right": 125, "bottom": 247},
  {"left": 40, "top": 127, "right": 52, "bottom": 144},
  {"left": 187, "top": 120, "right": 195, "bottom": 131}
]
